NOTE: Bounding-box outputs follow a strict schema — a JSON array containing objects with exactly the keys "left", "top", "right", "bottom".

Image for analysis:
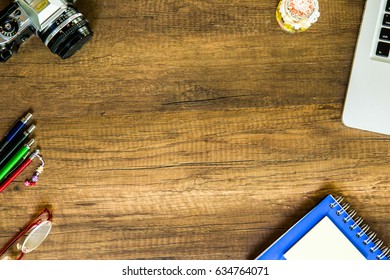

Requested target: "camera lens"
[{"left": 39, "top": 7, "right": 93, "bottom": 59}]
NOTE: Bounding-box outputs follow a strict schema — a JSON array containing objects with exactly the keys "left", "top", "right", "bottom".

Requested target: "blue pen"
[{"left": 0, "top": 113, "right": 32, "bottom": 153}]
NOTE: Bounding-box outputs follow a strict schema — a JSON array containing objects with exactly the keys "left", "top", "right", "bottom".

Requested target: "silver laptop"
[{"left": 343, "top": 0, "right": 390, "bottom": 135}]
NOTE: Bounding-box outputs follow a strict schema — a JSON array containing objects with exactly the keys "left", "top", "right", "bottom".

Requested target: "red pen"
[{"left": 0, "top": 149, "right": 40, "bottom": 193}]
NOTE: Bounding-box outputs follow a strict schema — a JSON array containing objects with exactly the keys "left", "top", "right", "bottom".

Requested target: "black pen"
[
  {"left": 0, "top": 124, "right": 35, "bottom": 167},
  {"left": 0, "top": 113, "right": 32, "bottom": 153}
]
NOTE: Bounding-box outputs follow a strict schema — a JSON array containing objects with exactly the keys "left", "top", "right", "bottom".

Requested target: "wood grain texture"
[{"left": 2, "top": 0, "right": 390, "bottom": 260}]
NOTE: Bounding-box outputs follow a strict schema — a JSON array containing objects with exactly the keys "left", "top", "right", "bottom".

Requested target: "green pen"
[{"left": 0, "top": 139, "right": 34, "bottom": 182}]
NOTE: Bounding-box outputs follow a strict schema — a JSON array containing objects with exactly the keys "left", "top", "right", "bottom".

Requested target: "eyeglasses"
[{"left": 0, "top": 208, "right": 52, "bottom": 260}]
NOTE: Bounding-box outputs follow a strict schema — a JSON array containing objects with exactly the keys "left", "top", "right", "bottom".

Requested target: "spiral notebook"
[{"left": 257, "top": 194, "right": 390, "bottom": 260}]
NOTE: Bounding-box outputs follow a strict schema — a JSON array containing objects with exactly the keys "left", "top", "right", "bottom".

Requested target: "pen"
[
  {"left": 0, "top": 113, "right": 32, "bottom": 153},
  {"left": 0, "top": 139, "right": 34, "bottom": 182},
  {"left": 0, "top": 124, "right": 35, "bottom": 167},
  {"left": 0, "top": 149, "right": 40, "bottom": 193}
]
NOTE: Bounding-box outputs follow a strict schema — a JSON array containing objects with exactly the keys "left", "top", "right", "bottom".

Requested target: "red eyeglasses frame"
[{"left": 0, "top": 208, "right": 52, "bottom": 260}]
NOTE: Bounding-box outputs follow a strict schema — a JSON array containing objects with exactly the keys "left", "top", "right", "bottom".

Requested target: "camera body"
[{"left": 0, "top": 0, "right": 92, "bottom": 62}]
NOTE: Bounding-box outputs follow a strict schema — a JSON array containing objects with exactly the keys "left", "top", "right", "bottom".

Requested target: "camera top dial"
[{"left": 0, "top": 17, "right": 19, "bottom": 37}]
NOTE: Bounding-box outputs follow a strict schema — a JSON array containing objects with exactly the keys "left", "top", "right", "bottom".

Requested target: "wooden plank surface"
[{"left": 2, "top": 0, "right": 390, "bottom": 260}]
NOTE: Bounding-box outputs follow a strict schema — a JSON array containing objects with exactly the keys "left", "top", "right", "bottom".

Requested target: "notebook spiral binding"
[{"left": 330, "top": 196, "right": 390, "bottom": 260}]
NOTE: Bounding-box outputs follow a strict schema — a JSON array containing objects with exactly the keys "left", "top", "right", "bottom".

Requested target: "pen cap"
[
  {"left": 29, "top": 149, "right": 40, "bottom": 160},
  {"left": 26, "top": 125, "right": 36, "bottom": 135},
  {"left": 21, "top": 113, "right": 33, "bottom": 123},
  {"left": 26, "top": 139, "right": 34, "bottom": 148}
]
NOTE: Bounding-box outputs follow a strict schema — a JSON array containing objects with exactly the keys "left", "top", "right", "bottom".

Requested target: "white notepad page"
[{"left": 283, "top": 216, "right": 365, "bottom": 260}]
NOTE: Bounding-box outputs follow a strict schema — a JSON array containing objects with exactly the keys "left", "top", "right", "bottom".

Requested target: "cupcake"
[{"left": 276, "top": 0, "right": 320, "bottom": 33}]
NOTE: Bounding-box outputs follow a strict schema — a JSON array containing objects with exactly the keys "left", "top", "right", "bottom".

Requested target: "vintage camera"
[{"left": 0, "top": 0, "right": 93, "bottom": 62}]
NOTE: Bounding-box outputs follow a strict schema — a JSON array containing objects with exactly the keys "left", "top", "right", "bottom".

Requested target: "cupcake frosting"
[{"left": 279, "top": 0, "right": 320, "bottom": 31}]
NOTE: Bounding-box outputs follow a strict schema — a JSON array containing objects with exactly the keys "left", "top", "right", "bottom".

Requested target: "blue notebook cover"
[{"left": 257, "top": 194, "right": 389, "bottom": 260}]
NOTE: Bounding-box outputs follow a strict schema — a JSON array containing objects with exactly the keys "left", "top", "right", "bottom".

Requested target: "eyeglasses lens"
[{"left": 21, "top": 221, "right": 52, "bottom": 254}]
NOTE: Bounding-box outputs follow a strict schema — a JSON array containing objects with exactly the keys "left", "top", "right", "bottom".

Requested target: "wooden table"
[{"left": 1, "top": 0, "right": 389, "bottom": 260}]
